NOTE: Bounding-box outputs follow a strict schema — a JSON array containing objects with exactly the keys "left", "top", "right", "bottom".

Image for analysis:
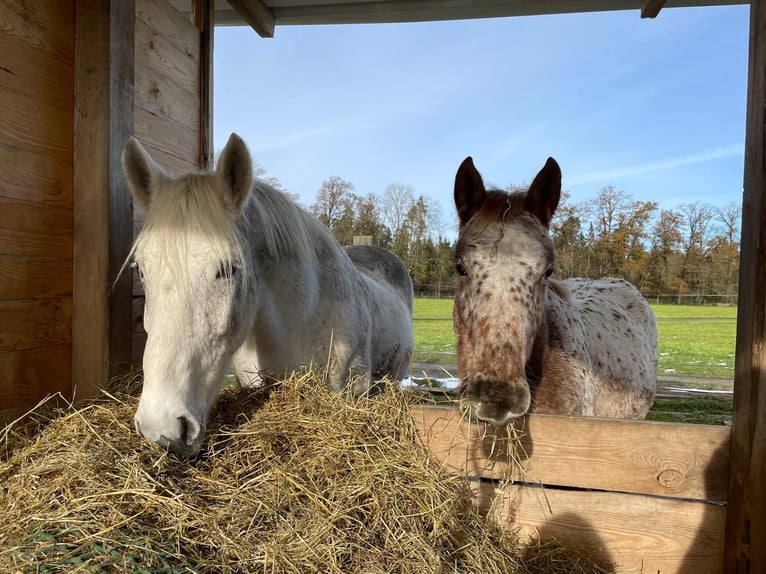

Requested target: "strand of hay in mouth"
[{"left": 0, "top": 373, "right": 613, "bottom": 574}]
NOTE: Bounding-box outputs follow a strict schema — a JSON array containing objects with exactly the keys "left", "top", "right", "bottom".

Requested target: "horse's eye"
[
  {"left": 216, "top": 263, "right": 239, "bottom": 280},
  {"left": 456, "top": 261, "right": 468, "bottom": 277},
  {"left": 545, "top": 266, "right": 554, "bottom": 278}
]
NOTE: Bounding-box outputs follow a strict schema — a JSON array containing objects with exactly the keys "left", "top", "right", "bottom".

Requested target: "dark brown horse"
[{"left": 453, "top": 156, "right": 657, "bottom": 426}]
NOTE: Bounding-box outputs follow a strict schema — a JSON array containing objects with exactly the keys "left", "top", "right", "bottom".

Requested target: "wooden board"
[
  {"left": 0, "top": 0, "right": 74, "bottom": 59},
  {"left": 135, "top": 16, "right": 199, "bottom": 96},
  {"left": 0, "top": 255, "right": 72, "bottom": 300},
  {"left": 476, "top": 481, "right": 726, "bottom": 574},
  {"left": 413, "top": 405, "right": 729, "bottom": 573},
  {"left": 0, "top": 345, "right": 72, "bottom": 408},
  {"left": 0, "top": 298, "right": 71, "bottom": 353},
  {"left": 412, "top": 405, "right": 730, "bottom": 501},
  {"left": 136, "top": 0, "right": 201, "bottom": 60},
  {"left": 0, "top": 198, "right": 72, "bottom": 259},
  {"left": 0, "top": 145, "right": 73, "bottom": 208}
]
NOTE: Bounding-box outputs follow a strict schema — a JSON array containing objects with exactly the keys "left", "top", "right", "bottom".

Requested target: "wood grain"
[
  {"left": 0, "top": 144, "right": 73, "bottom": 207},
  {"left": 0, "top": 298, "right": 71, "bottom": 353},
  {"left": 136, "top": 0, "right": 200, "bottom": 61},
  {"left": 725, "top": 0, "right": 766, "bottom": 571},
  {"left": 476, "top": 481, "right": 725, "bottom": 574},
  {"left": 134, "top": 107, "right": 199, "bottom": 166},
  {"left": 72, "top": 0, "right": 136, "bottom": 401},
  {"left": 135, "top": 17, "right": 198, "bottom": 96},
  {"left": 133, "top": 61, "right": 200, "bottom": 131},
  {"left": 0, "top": 0, "right": 73, "bottom": 59},
  {"left": 412, "top": 405, "right": 730, "bottom": 502},
  {"left": 0, "top": 198, "right": 72, "bottom": 258},
  {"left": 0, "top": 345, "right": 72, "bottom": 408},
  {"left": 0, "top": 255, "right": 72, "bottom": 300}
]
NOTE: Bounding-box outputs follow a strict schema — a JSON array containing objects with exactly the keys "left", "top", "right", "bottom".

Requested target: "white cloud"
[{"left": 566, "top": 144, "right": 744, "bottom": 186}]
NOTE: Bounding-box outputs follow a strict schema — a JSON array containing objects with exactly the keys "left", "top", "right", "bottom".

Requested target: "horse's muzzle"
[
  {"left": 134, "top": 410, "right": 204, "bottom": 458},
  {"left": 460, "top": 376, "right": 531, "bottom": 426}
]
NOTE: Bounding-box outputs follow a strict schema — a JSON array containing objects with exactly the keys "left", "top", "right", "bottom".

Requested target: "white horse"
[{"left": 122, "top": 134, "right": 414, "bottom": 456}]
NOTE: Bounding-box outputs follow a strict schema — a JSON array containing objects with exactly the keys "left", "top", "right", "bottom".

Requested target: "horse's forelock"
[{"left": 133, "top": 173, "right": 250, "bottom": 297}]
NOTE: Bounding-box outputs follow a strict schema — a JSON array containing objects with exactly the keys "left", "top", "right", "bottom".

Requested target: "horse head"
[
  {"left": 123, "top": 134, "right": 256, "bottom": 456},
  {"left": 452, "top": 156, "right": 561, "bottom": 425}
]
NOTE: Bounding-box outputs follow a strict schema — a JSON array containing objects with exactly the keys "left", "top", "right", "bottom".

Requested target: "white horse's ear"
[
  {"left": 454, "top": 156, "right": 487, "bottom": 225},
  {"left": 525, "top": 157, "right": 561, "bottom": 228},
  {"left": 122, "top": 137, "right": 168, "bottom": 208},
  {"left": 216, "top": 133, "right": 253, "bottom": 212}
]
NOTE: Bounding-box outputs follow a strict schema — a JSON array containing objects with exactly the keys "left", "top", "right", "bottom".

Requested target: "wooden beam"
[
  {"left": 227, "top": 0, "right": 275, "bottom": 38},
  {"left": 194, "top": 0, "right": 215, "bottom": 170},
  {"left": 73, "top": 0, "right": 135, "bottom": 401},
  {"left": 413, "top": 406, "right": 730, "bottom": 573},
  {"left": 724, "top": 0, "right": 766, "bottom": 571},
  {"left": 641, "top": 0, "right": 667, "bottom": 17},
  {"left": 214, "top": 0, "right": 748, "bottom": 27}
]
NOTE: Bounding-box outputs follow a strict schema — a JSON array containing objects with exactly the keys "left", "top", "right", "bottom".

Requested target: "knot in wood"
[{"left": 656, "top": 468, "right": 686, "bottom": 489}]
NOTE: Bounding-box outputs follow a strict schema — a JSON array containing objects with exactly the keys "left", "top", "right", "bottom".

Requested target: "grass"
[{"left": 413, "top": 298, "right": 737, "bottom": 380}]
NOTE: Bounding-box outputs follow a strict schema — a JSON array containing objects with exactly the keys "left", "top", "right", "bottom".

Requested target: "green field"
[{"left": 413, "top": 298, "right": 737, "bottom": 380}]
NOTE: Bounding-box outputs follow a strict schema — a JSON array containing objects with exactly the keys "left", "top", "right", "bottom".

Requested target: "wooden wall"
[
  {"left": 413, "top": 406, "right": 730, "bottom": 574},
  {"left": 131, "top": 0, "right": 208, "bottom": 363},
  {"left": 0, "top": 1, "right": 75, "bottom": 416}
]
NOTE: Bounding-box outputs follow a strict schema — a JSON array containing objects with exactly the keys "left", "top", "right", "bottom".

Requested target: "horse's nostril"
[
  {"left": 177, "top": 415, "right": 190, "bottom": 444},
  {"left": 135, "top": 419, "right": 144, "bottom": 438}
]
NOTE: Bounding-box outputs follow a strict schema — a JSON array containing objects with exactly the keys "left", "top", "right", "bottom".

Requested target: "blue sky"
[{"left": 213, "top": 5, "right": 749, "bottom": 233}]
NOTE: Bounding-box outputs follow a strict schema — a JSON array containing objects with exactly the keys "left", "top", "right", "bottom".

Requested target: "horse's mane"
[
  {"left": 129, "top": 173, "right": 341, "bottom": 297},
  {"left": 246, "top": 179, "right": 341, "bottom": 262}
]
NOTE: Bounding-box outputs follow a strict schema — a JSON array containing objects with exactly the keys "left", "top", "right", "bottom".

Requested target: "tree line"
[{"left": 264, "top": 166, "right": 741, "bottom": 301}]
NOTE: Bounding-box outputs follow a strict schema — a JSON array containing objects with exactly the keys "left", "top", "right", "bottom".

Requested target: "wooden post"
[
  {"left": 724, "top": 0, "right": 766, "bottom": 571},
  {"left": 73, "top": 0, "right": 135, "bottom": 400},
  {"left": 195, "top": 0, "right": 215, "bottom": 170}
]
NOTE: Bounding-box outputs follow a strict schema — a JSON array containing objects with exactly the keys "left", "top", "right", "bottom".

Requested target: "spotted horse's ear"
[
  {"left": 524, "top": 157, "right": 562, "bottom": 228},
  {"left": 454, "top": 156, "right": 487, "bottom": 226}
]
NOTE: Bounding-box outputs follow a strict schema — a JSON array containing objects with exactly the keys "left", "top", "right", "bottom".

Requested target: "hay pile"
[{"left": 0, "top": 373, "right": 613, "bottom": 573}]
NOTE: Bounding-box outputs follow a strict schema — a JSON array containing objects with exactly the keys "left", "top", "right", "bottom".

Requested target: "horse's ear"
[
  {"left": 122, "top": 137, "right": 167, "bottom": 207},
  {"left": 454, "top": 157, "right": 487, "bottom": 225},
  {"left": 525, "top": 157, "right": 561, "bottom": 227},
  {"left": 216, "top": 133, "right": 253, "bottom": 212}
]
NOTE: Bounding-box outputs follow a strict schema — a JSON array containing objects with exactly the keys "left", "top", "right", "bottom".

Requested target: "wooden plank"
[
  {"left": 0, "top": 74, "right": 73, "bottom": 162},
  {"left": 0, "top": 0, "right": 74, "bottom": 59},
  {"left": 0, "top": 144, "right": 73, "bottom": 208},
  {"left": 231, "top": 0, "right": 748, "bottom": 27},
  {"left": 476, "top": 481, "right": 726, "bottom": 574},
  {"left": 131, "top": 136, "right": 199, "bottom": 177},
  {"left": 72, "top": 0, "right": 135, "bottom": 402},
  {"left": 0, "top": 198, "right": 72, "bottom": 259},
  {"left": 227, "top": 0, "right": 275, "bottom": 38},
  {"left": 0, "top": 27, "right": 73, "bottom": 113},
  {"left": 412, "top": 405, "right": 730, "bottom": 502},
  {"left": 725, "top": 0, "right": 766, "bottom": 571},
  {"left": 135, "top": 17, "right": 198, "bottom": 96},
  {"left": 136, "top": 0, "right": 201, "bottom": 60},
  {"left": 0, "top": 345, "right": 72, "bottom": 409},
  {"left": 133, "top": 61, "right": 200, "bottom": 131},
  {"left": 134, "top": 107, "right": 199, "bottom": 166},
  {"left": 0, "top": 255, "right": 72, "bottom": 300},
  {"left": 0, "top": 298, "right": 72, "bottom": 353}
]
